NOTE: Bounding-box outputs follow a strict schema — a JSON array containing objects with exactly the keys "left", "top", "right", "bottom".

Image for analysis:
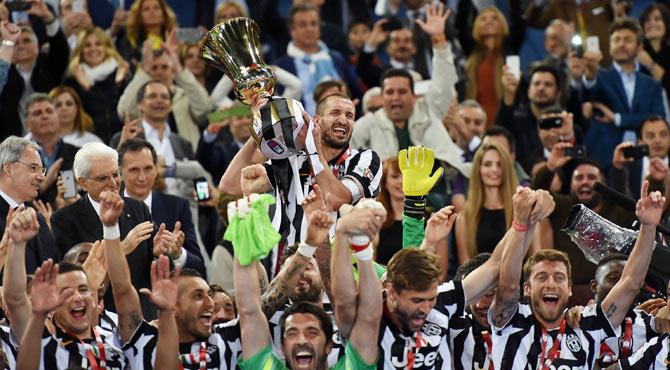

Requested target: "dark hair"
[
  {"left": 484, "top": 126, "right": 516, "bottom": 154},
  {"left": 315, "top": 93, "right": 352, "bottom": 116},
  {"left": 380, "top": 68, "right": 414, "bottom": 94},
  {"left": 454, "top": 253, "right": 491, "bottom": 281},
  {"left": 58, "top": 261, "right": 86, "bottom": 275},
  {"left": 313, "top": 80, "right": 350, "bottom": 104},
  {"left": 638, "top": 115, "right": 669, "bottom": 137},
  {"left": 609, "top": 17, "right": 644, "bottom": 44},
  {"left": 596, "top": 253, "right": 628, "bottom": 270},
  {"left": 136, "top": 80, "right": 173, "bottom": 104},
  {"left": 179, "top": 268, "right": 204, "bottom": 279},
  {"left": 573, "top": 158, "right": 605, "bottom": 178},
  {"left": 118, "top": 139, "right": 158, "bottom": 166},
  {"left": 640, "top": 3, "right": 670, "bottom": 45},
  {"left": 347, "top": 18, "right": 371, "bottom": 34},
  {"left": 530, "top": 64, "right": 562, "bottom": 93},
  {"left": 279, "top": 302, "right": 333, "bottom": 344},
  {"left": 288, "top": 3, "right": 319, "bottom": 29}
]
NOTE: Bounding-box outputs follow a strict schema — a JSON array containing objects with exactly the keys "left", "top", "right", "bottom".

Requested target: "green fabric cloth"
[
  {"left": 395, "top": 123, "right": 413, "bottom": 151},
  {"left": 238, "top": 341, "right": 377, "bottom": 370},
  {"left": 223, "top": 194, "right": 281, "bottom": 266},
  {"left": 402, "top": 213, "right": 425, "bottom": 248}
]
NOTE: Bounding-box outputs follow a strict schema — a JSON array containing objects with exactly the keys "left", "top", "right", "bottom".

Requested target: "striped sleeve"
[
  {"left": 620, "top": 334, "right": 669, "bottom": 370},
  {"left": 342, "top": 149, "right": 382, "bottom": 201},
  {"left": 435, "top": 280, "right": 466, "bottom": 318},
  {"left": 122, "top": 320, "right": 158, "bottom": 370}
]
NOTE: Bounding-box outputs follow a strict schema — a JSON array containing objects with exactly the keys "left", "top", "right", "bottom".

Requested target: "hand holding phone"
[
  {"left": 506, "top": 55, "right": 521, "bottom": 80},
  {"left": 60, "top": 170, "right": 77, "bottom": 199},
  {"left": 194, "top": 178, "right": 211, "bottom": 201},
  {"left": 622, "top": 144, "right": 649, "bottom": 161},
  {"left": 563, "top": 145, "right": 587, "bottom": 158},
  {"left": 586, "top": 36, "right": 600, "bottom": 53}
]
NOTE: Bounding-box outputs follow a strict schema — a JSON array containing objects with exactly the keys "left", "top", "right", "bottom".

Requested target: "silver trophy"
[{"left": 561, "top": 204, "right": 637, "bottom": 264}]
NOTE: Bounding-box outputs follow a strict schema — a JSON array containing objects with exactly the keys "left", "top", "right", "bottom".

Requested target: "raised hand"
[
  {"left": 32, "top": 200, "right": 52, "bottom": 228},
  {"left": 169, "top": 221, "right": 184, "bottom": 258},
  {"left": 0, "top": 21, "right": 20, "bottom": 44},
  {"left": 366, "top": 18, "right": 390, "bottom": 49},
  {"left": 8, "top": 206, "right": 39, "bottom": 245},
  {"left": 30, "top": 260, "right": 73, "bottom": 316},
  {"left": 612, "top": 141, "right": 635, "bottom": 170},
  {"left": 26, "top": 0, "right": 55, "bottom": 23},
  {"left": 82, "top": 241, "right": 107, "bottom": 295},
  {"left": 512, "top": 186, "right": 537, "bottom": 225},
  {"left": 140, "top": 255, "right": 179, "bottom": 311},
  {"left": 119, "top": 112, "right": 143, "bottom": 147},
  {"left": 301, "top": 184, "right": 328, "bottom": 218},
  {"left": 648, "top": 157, "right": 669, "bottom": 182},
  {"left": 337, "top": 202, "right": 387, "bottom": 239},
  {"left": 636, "top": 181, "right": 665, "bottom": 226},
  {"left": 99, "top": 190, "right": 124, "bottom": 227},
  {"left": 39, "top": 158, "right": 63, "bottom": 194},
  {"left": 398, "top": 146, "right": 444, "bottom": 196},
  {"left": 152, "top": 223, "right": 178, "bottom": 257},
  {"left": 528, "top": 189, "right": 555, "bottom": 224},
  {"left": 306, "top": 209, "right": 334, "bottom": 246},
  {"left": 415, "top": 2, "right": 451, "bottom": 37},
  {"left": 240, "top": 164, "right": 271, "bottom": 196},
  {"left": 424, "top": 205, "right": 457, "bottom": 245},
  {"left": 593, "top": 102, "right": 615, "bottom": 124},
  {"left": 121, "top": 221, "right": 153, "bottom": 255}
]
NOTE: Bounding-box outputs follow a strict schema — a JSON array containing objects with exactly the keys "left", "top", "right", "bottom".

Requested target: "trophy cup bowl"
[{"left": 200, "top": 17, "right": 277, "bottom": 105}]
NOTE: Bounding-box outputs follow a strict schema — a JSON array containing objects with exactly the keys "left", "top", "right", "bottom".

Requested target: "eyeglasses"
[
  {"left": 88, "top": 172, "right": 121, "bottom": 183},
  {"left": 14, "top": 161, "right": 47, "bottom": 175}
]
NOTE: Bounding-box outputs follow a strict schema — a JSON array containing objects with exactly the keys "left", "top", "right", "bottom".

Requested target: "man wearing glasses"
[
  {"left": 0, "top": 136, "right": 58, "bottom": 273},
  {"left": 51, "top": 142, "right": 175, "bottom": 319}
]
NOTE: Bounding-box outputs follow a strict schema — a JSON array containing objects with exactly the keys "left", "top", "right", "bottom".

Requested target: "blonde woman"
[
  {"left": 117, "top": 0, "right": 178, "bottom": 66},
  {"left": 49, "top": 86, "right": 102, "bottom": 147},
  {"left": 64, "top": 27, "right": 130, "bottom": 143},
  {"left": 454, "top": 143, "right": 519, "bottom": 265}
]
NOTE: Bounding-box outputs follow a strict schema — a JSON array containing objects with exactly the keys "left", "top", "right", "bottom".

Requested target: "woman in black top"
[
  {"left": 639, "top": 3, "right": 670, "bottom": 103},
  {"left": 375, "top": 158, "right": 405, "bottom": 265}
]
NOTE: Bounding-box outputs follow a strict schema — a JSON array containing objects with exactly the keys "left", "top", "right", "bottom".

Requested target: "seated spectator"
[
  {"left": 532, "top": 156, "right": 635, "bottom": 304},
  {"left": 179, "top": 41, "right": 221, "bottom": 94},
  {"left": 274, "top": 3, "right": 360, "bottom": 115},
  {"left": 196, "top": 102, "right": 252, "bottom": 183},
  {"left": 117, "top": 38, "right": 214, "bottom": 149},
  {"left": 48, "top": 86, "right": 103, "bottom": 147},
  {"left": 638, "top": 3, "right": 670, "bottom": 107},
  {"left": 464, "top": 6, "right": 512, "bottom": 126},
  {"left": 356, "top": 21, "right": 423, "bottom": 89},
  {"left": 455, "top": 143, "right": 520, "bottom": 265},
  {"left": 496, "top": 64, "right": 564, "bottom": 172},
  {"left": 611, "top": 116, "right": 670, "bottom": 198},
  {"left": 64, "top": 27, "right": 130, "bottom": 144},
  {"left": 361, "top": 86, "right": 383, "bottom": 114},
  {"left": 0, "top": 136, "right": 57, "bottom": 273},
  {"left": 24, "top": 93, "right": 79, "bottom": 206},
  {"left": 118, "top": 138, "right": 206, "bottom": 276},
  {"left": 116, "top": 0, "right": 177, "bottom": 67},
  {"left": 581, "top": 17, "right": 665, "bottom": 168},
  {"left": 375, "top": 158, "right": 403, "bottom": 265},
  {"left": 0, "top": 18, "right": 69, "bottom": 139},
  {"left": 351, "top": 3, "right": 468, "bottom": 177}
]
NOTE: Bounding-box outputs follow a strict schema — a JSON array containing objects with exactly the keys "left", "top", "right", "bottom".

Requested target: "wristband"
[
  {"left": 512, "top": 220, "right": 528, "bottom": 233},
  {"left": 404, "top": 195, "right": 426, "bottom": 219},
  {"left": 103, "top": 224, "right": 121, "bottom": 240},
  {"left": 310, "top": 154, "right": 325, "bottom": 176},
  {"left": 297, "top": 242, "right": 316, "bottom": 258},
  {"left": 431, "top": 34, "right": 446, "bottom": 44},
  {"left": 350, "top": 235, "right": 373, "bottom": 261}
]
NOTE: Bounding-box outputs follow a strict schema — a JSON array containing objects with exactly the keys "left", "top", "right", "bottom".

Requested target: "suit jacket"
[
  {"left": 150, "top": 192, "right": 206, "bottom": 276},
  {"left": 195, "top": 128, "right": 241, "bottom": 183},
  {"left": 51, "top": 195, "right": 157, "bottom": 319},
  {"left": 583, "top": 68, "right": 665, "bottom": 167},
  {"left": 0, "top": 28, "right": 69, "bottom": 139},
  {"left": 0, "top": 198, "right": 58, "bottom": 273},
  {"left": 110, "top": 130, "right": 194, "bottom": 160},
  {"left": 610, "top": 159, "right": 649, "bottom": 200}
]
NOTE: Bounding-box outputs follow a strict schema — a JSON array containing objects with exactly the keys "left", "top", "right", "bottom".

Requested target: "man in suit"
[
  {"left": 274, "top": 3, "right": 360, "bottom": 115},
  {"left": 611, "top": 116, "right": 670, "bottom": 199},
  {"left": 51, "top": 142, "right": 177, "bottom": 319},
  {"left": 0, "top": 136, "right": 58, "bottom": 273},
  {"left": 0, "top": 6, "right": 69, "bottom": 139},
  {"left": 24, "top": 93, "right": 79, "bottom": 206},
  {"left": 118, "top": 138, "right": 206, "bottom": 276},
  {"left": 582, "top": 17, "right": 665, "bottom": 168}
]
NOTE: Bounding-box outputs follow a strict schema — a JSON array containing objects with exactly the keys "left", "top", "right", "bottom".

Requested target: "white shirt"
[
  {"left": 641, "top": 156, "right": 669, "bottom": 188},
  {"left": 0, "top": 190, "right": 20, "bottom": 209},
  {"left": 88, "top": 194, "right": 102, "bottom": 217},
  {"left": 142, "top": 121, "right": 176, "bottom": 166}
]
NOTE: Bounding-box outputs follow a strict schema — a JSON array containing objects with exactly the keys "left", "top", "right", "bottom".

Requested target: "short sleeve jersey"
[
  {"left": 39, "top": 324, "right": 126, "bottom": 370},
  {"left": 619, "top": 333, "right": 669, "bottom": 370},
  {"left": 598, "top": 309, "right": 657, "bottom": 367},
  {"left": 449, "top": 313, "right": 492, "bottom": 370},
  {"left": 238, "top": 340, "right": 376, "bottom": 370}
]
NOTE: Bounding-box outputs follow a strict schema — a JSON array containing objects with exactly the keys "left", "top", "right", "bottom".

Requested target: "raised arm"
[
  {"left": 234, "top": 254, "right": 271, "bottom": 359},
  {"left": 332, "top": 204, "right": 386, "bottom": 339},
  {"left": 16, "top": 260, "right": 73, "bottom": 370},
  {"left": 99, "top": 190, "right": 143, "bottom": 343},
  {"left": 3, "top": 206, "right": 37, "bottom": 341},
  {"left": 140, "top": 256, "right": 180, "bottom": 370},
  {"left": 602, "top": 181, "right": 664, "bottom": 328}
]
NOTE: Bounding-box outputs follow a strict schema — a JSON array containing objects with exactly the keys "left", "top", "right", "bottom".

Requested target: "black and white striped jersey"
[
  {"left": 98, "top": 310, "right": 118, "bottom": 332},
  {"left": 265, "top": 147, "right": 382, "bottom": 269},
  {"left": 376, "top": 280, "right": 466, "bottom": 370},
  {"left": 39, "top": 324, "right": 126, "bottom": 370},
  {"left": 598, "top": 309, "right": 657, "bottom": 368},
  {"left": 620, "top": 333, "right": 669, "bottom": 370},
  {"left": 0, "top": 324, "right": 17, "bottom": 369},
  {"left": 122, "top": 320, "right": 242, "bottom": 370},
  {"left": 449, "top": 313, "right": 492, "bottom": 370},
  {"left": 489, "top": 303, "right": 617, "bottom": 370}
]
